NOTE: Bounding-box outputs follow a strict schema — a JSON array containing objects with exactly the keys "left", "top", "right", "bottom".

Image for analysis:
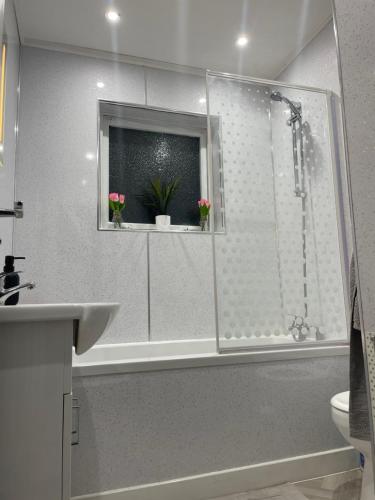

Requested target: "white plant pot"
[{"left": 155, "top": 215, "right": 171, "bottom": 229}]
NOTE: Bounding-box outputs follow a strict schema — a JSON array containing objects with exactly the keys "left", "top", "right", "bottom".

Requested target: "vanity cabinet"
[
  {"left": 0, "top": 303, "right": 118, "bottom": 500},
  {"left": 0, "top": 321, "right": 73, "bottom": 500}
]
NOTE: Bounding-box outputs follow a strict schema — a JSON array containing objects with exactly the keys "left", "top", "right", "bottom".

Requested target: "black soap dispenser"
[{"left": 3, "top": 255, "right": 25, "bottom": 305}]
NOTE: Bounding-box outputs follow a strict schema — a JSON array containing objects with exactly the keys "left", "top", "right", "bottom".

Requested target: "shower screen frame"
[{"left": 206, "top": 70, "right": 350, "bottom": 354}]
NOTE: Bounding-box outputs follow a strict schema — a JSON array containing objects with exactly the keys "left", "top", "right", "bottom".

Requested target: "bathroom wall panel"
[
  {"left": 334, "top": 0, "right": 375, "bottom": 448},
  {"left": 71, "top": 355, "right": 349, "bottom": 496},
  {"left": 278, "top": 21, "right": 340, "bottom": 94},
  {"left": 145, "top": 67, "right": 206, "bottom": 114},
  {"left": 149, "top": 232, "right": 216, "bottom": 341},
  {"left": 15, "top": 47, "right": 214, "bottom": 343},
  {"left": 15, "top": 47, "right": 149, "bottom": 343},
  {"left": 278, "top": 18, "right": 351, "bottom": 296}
]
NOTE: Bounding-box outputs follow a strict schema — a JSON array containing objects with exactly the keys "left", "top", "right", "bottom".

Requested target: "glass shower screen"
[{"left": 207, "top": 71, "right": 348, "bottom": 351}]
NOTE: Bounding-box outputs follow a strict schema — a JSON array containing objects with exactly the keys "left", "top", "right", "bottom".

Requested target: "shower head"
[{"left": 270, "top": 91, "right": 301, "bottom": 122}]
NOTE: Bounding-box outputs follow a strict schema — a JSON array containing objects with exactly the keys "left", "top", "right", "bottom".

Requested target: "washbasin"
[{"left": 0, "top": 302, "right": 120, "bottom": 354}]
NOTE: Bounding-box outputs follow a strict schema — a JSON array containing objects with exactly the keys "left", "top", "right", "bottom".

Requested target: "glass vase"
[
  {"left": 200, "top": 216, "right": 208, "bottom": 231},
  {"left": 112, "top": 210, "right": 123, "bottom": 229}
]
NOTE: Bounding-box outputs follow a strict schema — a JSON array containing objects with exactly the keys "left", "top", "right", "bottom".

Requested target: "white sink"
[{"left": 0, "top": 303, "right": 120, "bottom": 354}]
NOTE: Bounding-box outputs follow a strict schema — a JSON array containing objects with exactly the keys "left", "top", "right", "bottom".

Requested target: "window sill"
[{"left": 99, "top": 222, "right": 212, "bottom": 233}]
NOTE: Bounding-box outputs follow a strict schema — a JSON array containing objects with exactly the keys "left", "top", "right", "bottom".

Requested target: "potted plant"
[
  {"left": 140, "top": 177, "right": 179, "bottom": 229},
  {"left": 109, "top": 192, "right": 126, "bottom": 228}
]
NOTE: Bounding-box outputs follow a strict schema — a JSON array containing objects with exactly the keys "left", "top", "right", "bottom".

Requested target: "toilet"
[{"left": 331, "top": 391, "right": 373, "bottom": 499}]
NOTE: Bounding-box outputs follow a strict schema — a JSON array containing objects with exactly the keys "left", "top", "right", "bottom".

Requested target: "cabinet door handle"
[{"left": 72, "top": 397, "right": 80, "bottom": 446}]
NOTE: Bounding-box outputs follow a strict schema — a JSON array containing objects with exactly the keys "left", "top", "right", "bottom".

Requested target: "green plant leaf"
[{"left": 139, "top": 177, "right": 180, "bottom": 215}]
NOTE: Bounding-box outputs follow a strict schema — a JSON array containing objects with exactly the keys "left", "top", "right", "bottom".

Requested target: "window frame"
[{"left": 98, "top": 101, "right": 210, "bottom": 232}]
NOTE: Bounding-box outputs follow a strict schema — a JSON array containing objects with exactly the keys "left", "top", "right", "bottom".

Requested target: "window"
[{"left": 99, "top": 101, "right": 209, "bottom": 231}]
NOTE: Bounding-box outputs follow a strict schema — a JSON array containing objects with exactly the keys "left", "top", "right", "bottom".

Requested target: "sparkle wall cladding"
[
  {"left": 208, "top": 74, "right": 348, "bottom": 347},
  {"left": 14, "top": 47, "right": 213, "bottom": 344}
]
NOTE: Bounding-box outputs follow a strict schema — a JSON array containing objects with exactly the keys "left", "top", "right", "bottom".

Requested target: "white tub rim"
[{"left": 73, "top": 337, "right": 349, "bottom": 377}]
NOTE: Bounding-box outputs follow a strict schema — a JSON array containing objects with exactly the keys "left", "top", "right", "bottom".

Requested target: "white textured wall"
[
  {"left": 334, "top": 0, "right": 375, "bottom": 444},
  {"left": 15, "top": 47, "right": 149, "bottom": 343},
  {"left": 278, "top": 20, "right": 340, "bottom": 94},
  {"left": 72, "top": 355, "right": 349, "bottom": 496},
  {"left": 15, "top": 46, "right": 215, "bottom": 342}
]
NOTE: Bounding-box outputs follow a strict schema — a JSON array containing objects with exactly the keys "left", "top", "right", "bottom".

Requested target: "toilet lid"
[{"left": 330, "top": 391, "right": 349, "bottom": 413}]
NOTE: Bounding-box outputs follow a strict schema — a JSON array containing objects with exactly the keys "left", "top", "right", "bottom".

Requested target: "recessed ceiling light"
[
  {"left": 96, "top": 81, "right": 105, "bottom": 88},
  {"left": 199, "top": 97, "right": 206, "bottom": 104},
  {"left": 85, "top": 152, "right": 95, "bottom": 161},
  {"left": 236, "top": 35, "right": 249, "bottom": 48},
  {"left": 105, "top": 10, "right": 120, "bottom": 23}
]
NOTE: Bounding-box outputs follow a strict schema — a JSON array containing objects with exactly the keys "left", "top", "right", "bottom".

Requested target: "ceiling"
[{"left": 13, "top": 0, "right": 333, "bottom": 79}]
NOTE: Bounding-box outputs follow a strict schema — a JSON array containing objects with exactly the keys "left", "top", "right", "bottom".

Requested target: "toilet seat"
[{"left": 330, "top": 391, "right": 349, "bottom": 413}]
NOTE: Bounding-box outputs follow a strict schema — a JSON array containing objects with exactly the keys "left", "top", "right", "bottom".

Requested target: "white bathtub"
[{"left": 72, "top": 337, "right": 349, "bottom": 377}]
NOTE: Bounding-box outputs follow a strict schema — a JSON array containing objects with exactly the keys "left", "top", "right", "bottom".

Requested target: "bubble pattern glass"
[{"left": 207, "top": 73, "right": 347, "bottom": 350}]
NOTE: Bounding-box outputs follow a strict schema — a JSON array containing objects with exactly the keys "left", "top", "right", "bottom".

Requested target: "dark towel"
[{"left": 349, "top": 257, "right": 370, "bottom": 440}]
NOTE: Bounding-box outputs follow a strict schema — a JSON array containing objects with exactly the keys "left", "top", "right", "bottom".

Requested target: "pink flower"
[
  {"left": 119, "top": 194, "right": 125, "bottom": 204},
  {"left": 109, "top": 192, "right": 119, "bottom": 202},
  {"left": 198, "top": 198, "right": 210, "bottom": 208}
]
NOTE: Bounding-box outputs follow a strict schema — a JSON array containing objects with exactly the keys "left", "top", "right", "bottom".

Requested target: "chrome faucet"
[
  {"left": 0, "top": 271, "right": 36, "bottom": 304},
  {"left": 288, "top": 315, "right": 325, "bottom": 342},
  {"left": 0, "top": 201, "right": 24, "bottom": 218}
]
